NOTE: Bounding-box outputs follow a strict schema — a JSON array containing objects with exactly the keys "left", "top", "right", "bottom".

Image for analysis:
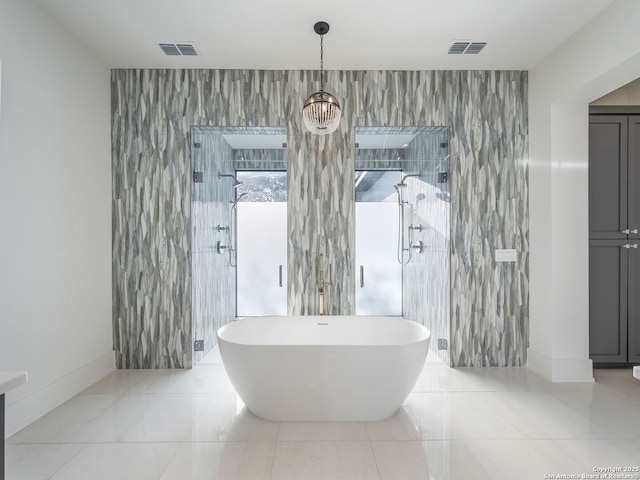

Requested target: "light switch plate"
[{"left": 495, "top": 249, "right": 517, "bottom": 262}]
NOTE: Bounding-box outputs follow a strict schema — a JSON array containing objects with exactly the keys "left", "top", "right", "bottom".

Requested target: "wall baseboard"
[
  {"left": 4, "top": 350, "right": 116, "bottom": 438},
  {"left": 527, "top": 348, "right": 594, "bottom": 383}
]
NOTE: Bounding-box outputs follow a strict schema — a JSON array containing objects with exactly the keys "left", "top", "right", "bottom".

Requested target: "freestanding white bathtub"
[{"left": 217, "top": 315, "right": 430, "bottom": 422}]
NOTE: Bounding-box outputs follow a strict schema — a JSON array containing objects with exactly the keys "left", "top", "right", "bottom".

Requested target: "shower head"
[
  {"left": 400, "top": 172, "right": 421, "bottom": 184},
  {"left": 218, "top": 172, "right": 243, "bottom": 188},
  {"left": 393, "top": 184, "right": 405, "bottom": 205}
]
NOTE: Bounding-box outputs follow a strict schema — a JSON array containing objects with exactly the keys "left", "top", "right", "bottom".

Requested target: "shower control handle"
[
  {"left": 360, "top": 265, "right": 364, "bottom": 288},
  {"left": 278, "top": 265, "right": 283, "bottom": 287}
]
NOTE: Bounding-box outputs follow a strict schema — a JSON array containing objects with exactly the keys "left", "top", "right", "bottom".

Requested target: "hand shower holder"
[{"left": 411, "top": 241, "right": 424, "bottom": 253}]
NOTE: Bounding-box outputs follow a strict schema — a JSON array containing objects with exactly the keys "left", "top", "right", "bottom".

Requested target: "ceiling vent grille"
[
  {"left": 159, "top": 43, "right": 199, "bottom": 56},
  {"left": 448, "top": 42, "right": 487, "bottom": 55}
]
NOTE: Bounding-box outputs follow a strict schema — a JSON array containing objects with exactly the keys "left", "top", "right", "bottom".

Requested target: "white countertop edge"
[
  {"left": 634, "top": 366, "right": 639, "bottom": 381},
  {"left": 0, "top": 371, "right": 28, "bottom": 395}
]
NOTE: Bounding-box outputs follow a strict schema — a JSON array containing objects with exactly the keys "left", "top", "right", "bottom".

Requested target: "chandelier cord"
[{"left": 320, "top": 34, "right": 324, "bottom": 92}]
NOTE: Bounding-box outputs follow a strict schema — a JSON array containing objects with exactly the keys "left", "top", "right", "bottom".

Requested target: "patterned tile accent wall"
[
  {"left": 287, "top": 132, "right": 354, "bottom": 315},
  {"left": 447, "top": 73, "right": 529, "bottom": 366},
  {"left": 111, "top": 71, "right": 192, "bottom": 368},
  {"left": 112, "top": 69, "right": 528, "bottom": 368}
]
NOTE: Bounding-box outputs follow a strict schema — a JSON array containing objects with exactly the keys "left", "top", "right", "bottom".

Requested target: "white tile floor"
[{"left": 6, "top": 349, "right": 640, "bottom": 480}]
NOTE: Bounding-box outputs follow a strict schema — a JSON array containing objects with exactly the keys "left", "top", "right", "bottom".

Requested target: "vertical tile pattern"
[
  {"left": 112, "top": 70, "right": 192, "bottom": 369},
  {"left": 287, "top": 130, "right": 354, "bottom": 315},
  {"left": 447, "top": 72, "right": 529, "bottom": 366},
  {"left": 112, "top": 69, "right": 528, "bottom": 368}
]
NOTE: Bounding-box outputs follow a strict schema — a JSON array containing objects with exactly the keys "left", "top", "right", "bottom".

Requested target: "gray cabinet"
[
  {"left": 589, "top": 111, "right": 640, "bottom": 365},
  {"left": 629, "top": 242, "right": 640, "bottom": 363},
  {"left": 589, "top": 240, "right": 630, "bottom": 363},
  {"left": 589, "top": 115, "right": 628, "bottom": 240}
]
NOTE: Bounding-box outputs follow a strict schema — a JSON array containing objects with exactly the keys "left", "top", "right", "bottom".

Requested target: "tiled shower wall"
[{"left": 112, "top": 69, "right": 528, "bottom": 368}]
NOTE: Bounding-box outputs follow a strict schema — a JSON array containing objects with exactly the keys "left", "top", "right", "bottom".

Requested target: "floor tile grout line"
[
  {"left": 267, "top": 436, "right": 281, "bottom": 480},
  {"left": 366, "top": 439, "right": 384, "bottom": 480},
  {"left": 44, "top": 443, "right": 87, "bottom": 480}
]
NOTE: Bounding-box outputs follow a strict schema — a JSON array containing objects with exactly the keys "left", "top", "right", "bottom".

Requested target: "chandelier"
[{"left": 302, "top": 22, "right": 342, "bottom": 135}]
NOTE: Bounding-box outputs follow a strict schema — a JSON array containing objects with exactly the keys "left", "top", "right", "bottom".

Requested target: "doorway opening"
[
  {"left": 236, "top": 171, "right": 287, "bottom": 316},
  {"left": 355, "top": 170, "right": 403, "bottom": 315}
]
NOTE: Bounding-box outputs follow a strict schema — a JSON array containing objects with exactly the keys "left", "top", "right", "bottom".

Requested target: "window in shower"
[
  {"left": 355, "top": 170, "right": 403, "bottom": 315},
  {"left": 236, "top": 171, "right": 287, "bottom": 316}
]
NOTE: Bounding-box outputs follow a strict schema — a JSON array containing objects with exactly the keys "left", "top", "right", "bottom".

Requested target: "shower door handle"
[
  {"left": 360, "top": 265, "right": 364, "bottom": 288},
  {"left": 278, "top": 265, "right": 283, "bottom": 287}
]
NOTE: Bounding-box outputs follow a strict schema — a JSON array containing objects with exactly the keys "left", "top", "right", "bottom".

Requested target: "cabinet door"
[
  {"left": 589, "top": 115, "right": 628, "bottom": 239},
  {"left": 589, "top": 239, "right": 628, "bottom": 364},
  {"left": 628, "top": 239, "right": 640, "bottom": 363},
  {"left": 627, "top": 116, "right": 640, "bottom": 241}
]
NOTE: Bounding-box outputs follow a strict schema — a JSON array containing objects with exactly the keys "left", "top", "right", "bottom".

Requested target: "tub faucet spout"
[{"left": 318, "top": 253, "right": 333, "bottom": 315}]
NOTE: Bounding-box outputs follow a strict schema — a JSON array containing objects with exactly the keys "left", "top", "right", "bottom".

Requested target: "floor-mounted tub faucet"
[{"left": 318, "top": 253, "right": 333, "bottom": 315}]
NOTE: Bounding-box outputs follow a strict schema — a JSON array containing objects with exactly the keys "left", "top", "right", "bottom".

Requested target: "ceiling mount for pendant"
[
  {"left": 302, "top": 21, "right": 342, "bottom": 135},
  {"left": 313, "top": 21, "right": 330, "bottom": 36}
]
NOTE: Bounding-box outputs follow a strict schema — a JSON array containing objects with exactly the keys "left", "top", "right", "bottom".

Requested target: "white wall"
[
  {"left": 529, "top": 1, "right": 640, "bottom": 381},
  {"left": 0, "top": 1, "right": 114, "bottom": 436}
]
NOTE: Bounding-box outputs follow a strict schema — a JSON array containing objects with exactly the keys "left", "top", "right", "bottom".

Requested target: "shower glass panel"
[
  {"left": 190, "top": 126, "right": 287, "bottom": 363},
  {"left": 354, "top": 126, "right": 450, "bottom": 362},
  {"left": 236, "top": 171, "right": 287, "bottom": 316}
]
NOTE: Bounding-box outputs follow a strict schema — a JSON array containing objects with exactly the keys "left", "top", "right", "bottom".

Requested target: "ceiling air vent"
[
  {"left": 448, "top": 42, "right": 487, "bottom": 55},
  {"left": 159, "top": 42, "right": 199, "bottom": 56}
]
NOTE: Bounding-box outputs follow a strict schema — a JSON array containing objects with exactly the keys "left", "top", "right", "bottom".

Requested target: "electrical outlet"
[
  {"left": 194, "top": 340, "right": 204, "bottom": 351},
  {"left": 437, "top": 338, "right": 448, "bottom": 350}
]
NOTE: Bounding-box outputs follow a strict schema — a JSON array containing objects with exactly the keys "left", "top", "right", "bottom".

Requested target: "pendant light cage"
[{"left": 302, "top": 21, "right": 342, "bottom": 135}]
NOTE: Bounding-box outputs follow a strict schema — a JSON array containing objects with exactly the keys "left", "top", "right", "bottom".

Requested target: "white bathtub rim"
[{"left": 217, "top": 315, "right": 431, "bottom": 347}]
